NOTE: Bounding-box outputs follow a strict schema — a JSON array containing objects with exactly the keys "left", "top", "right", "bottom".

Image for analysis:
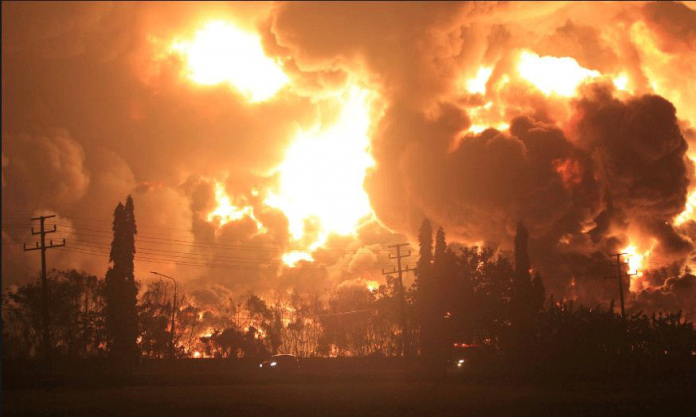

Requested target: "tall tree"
[
  {"left": 104, "top": 195, "right": 139, "bottom": 371},
  {"left": 512, "top": 221, "right": 535, "bottom": 309},
  {"left": 512, "top": 221, "right": 545, "bottom": 314},
  {"left": 416, "top": 218, "right": 436, "bottom": 359},
  {"left": 433, "top": 227, "right": 447, "bottom": 267},
  {"left": 138, "top": 280, "right": 172, "bottom": 358},
  {"left": 513, "top": 221, "right": 532, "bottom": 294},
  {"left": 431, "top": 227, "right": 450, "bottom": 361},
  {"left": 433, "top": 227, "right": 449, "bottom": 305},
  {"left": 417, "top": 219, "right": 434, "bottom": 277},
  {"left": 510, "top": 221, "right": 539, "bottom": 349}
]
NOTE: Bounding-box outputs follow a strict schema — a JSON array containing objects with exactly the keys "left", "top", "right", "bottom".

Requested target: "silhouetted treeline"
[{"left": 3, "top": 218, "right": 695, "bottom": 377}]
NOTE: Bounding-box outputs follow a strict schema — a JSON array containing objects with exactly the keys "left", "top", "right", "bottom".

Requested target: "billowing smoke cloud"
[
  {"left": 2, "top": 2, "right": 695, "bottom": 319},
  {"left": 2, "top": 130, "right": 90, "bottom": 211}
]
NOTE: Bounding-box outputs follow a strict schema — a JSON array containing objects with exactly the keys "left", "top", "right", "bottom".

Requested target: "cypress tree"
[
  {"left": 511, "top": 221, "right": 539, "bottom": 348},
  {"left": 104, "top": 195, "right": 139, "bottom": 372},
  {"left": 513, "top": 221, "right": 531, "bottom": 293},
  {"left": 416, "top": 219, "right": 435, "bottom": 360},
  {"left": 417, "top": 219, "right": 433, "bottom": 278},
  {"left": 432, "top": 227, "right": 449, "bottom": 361}
]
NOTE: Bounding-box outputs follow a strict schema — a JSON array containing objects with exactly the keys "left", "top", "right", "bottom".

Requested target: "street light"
[{"left": 150, "top": 271, "right": 177, "bottom": 358}]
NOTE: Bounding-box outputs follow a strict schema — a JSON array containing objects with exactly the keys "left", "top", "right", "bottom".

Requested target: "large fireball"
[
  {"left": 170, "top": 21, "right": 289, "bottom": 101},
  {"left": 265, "top": 86, "right": 376, "bottom": 245}
]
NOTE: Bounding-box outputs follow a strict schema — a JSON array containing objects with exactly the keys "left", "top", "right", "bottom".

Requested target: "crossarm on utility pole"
[
  {"left": 24, "top": 215, "right": 66, "bottom": 367},
  {"left": 383, "top": 243, "right": 415, "bottom": 357}
]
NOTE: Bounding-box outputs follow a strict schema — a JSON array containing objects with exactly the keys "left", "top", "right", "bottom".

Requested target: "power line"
[
  {"left": 318, "top": 307, "right": 376, "bottom": 317},
  {"left": 3, "top": 221, "right": 393, "bottom": 255},
  {"left": 62, "top": 241, "right": 395, "bottom": 268},
  {"left": 53, "top": 246, "right": 392, "bottom": 272}
]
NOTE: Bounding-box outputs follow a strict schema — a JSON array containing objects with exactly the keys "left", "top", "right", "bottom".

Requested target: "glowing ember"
[
  {"left": 466, "top": 66, "right": 493, "bottom": 94},
  {"left": 517, "top": 50, "right": 600, "bottom": 96},
  {"left": 282, "top": 251, "right": 314, "bottom": 267},
  {"left": 207, "top": 182, "right": 265, "bottom": 232},
  {"left": 192, "top": 351, "right": 202, "bottom": 358},
  {"left": 265, "top": 86, "right": 375, "bottom": 244},
  {"left": 170, "top": 21, "right": 289, "bottom": 102}
]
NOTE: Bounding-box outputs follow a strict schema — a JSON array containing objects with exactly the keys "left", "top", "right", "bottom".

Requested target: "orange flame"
[
  {"left": 517, "top": 50, "right": 600, "bottom": 96},
  {"left": 169, "top": 20, "right": 289, "bottom": 102},
  {"left": 207, "top": 182, "right": 265, "bottom": 232},
  {"left": 622, "top": 242, "right": 656, "bottom": 292},
  {"left": 265, "top": 86, "right": 375, "bottom": 245},
  {"left": 282, "top": 251, "right": 313, "bottom": 267}
]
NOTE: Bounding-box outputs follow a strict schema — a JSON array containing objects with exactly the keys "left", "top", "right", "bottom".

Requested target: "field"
[{"left": 4, "top": 358, "right": 695, "bottom": 416}]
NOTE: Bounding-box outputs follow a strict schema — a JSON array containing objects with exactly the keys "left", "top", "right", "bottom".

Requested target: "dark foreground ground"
[
  {"left": 5, "top": 379, "right": 696, "bottom": 417},
  {"left": 4, "top": 358, "right": 695, "bottom": 416}
]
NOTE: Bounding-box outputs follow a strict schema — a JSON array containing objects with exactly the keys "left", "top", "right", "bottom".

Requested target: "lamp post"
[{"left": 150, "top": 271, "right": 177, "bottom": 358}]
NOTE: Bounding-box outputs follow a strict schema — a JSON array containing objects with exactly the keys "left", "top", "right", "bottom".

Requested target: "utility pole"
[
  {"left": 150, "top": 271, "right": 178, "bottom": 358},
  {"left": 609, "top": 253, "right": 634, "bottom": 319},
  {"left": 24, "top": 215, "right": 66, "bottom": 364},
  {"left": 383, "top": 243, "right": 415, "bottom": 358}
]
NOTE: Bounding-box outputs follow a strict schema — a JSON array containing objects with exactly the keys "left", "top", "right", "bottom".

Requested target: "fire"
[
  {"left": 466, "top": 66, "right": 493, "bottom": 95},
  {"left": 465, "top": 100, "right": 509, "bottom": 135},
  {"left": 623, "top": 245, "right": 644, "bottom": 277},
  {"left": 675, "top": 156, "right": 696, "bottom": 226},
  {"left": 192, "top": 350, "right": 202, "bottom": 358},
  {"left": 517, "top": 50, "right": 600, "bottom": 96},
  {"left": 170, "top": 21, "right": 289, "bottom": 102},
  {"left": 265, "top": 86, "right": 375, "bottom": 244},
  {"left": 675, "top": 191, "right": 696, "bottom": 226},
  {"left": 468, "top": 122, "right": 509, "bottom": 134},
  {"left": 622, "top": 243, "right": 655, "bottom": 292},
  {"left": 207, "top": 182, "right": 265, "bottom": 232},
  {"left": 612, "top": 73, "right": 630, "bottom": 92},
  {"left": 282, "top": 251, "right": 314, "bottom": 267},
  {"left": 629, "top": 21, "right": 694, "bottom": 122}
]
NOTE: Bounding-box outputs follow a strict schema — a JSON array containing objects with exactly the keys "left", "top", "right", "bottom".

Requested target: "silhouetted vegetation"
[
  {"left": 3, "top": 216, "right": 695, "bottom": 385},
  {"left": 104, "top": 195, "right": 140, "bottom": 372},
  {"left": 3, "top": 269, "right": 106, "bottom": 360}
]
